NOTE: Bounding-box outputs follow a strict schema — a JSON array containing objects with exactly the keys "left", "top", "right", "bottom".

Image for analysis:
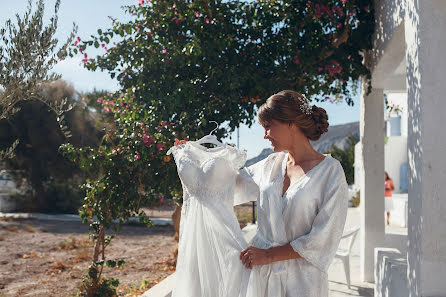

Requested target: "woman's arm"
[{"left": 240, "top": 243, "right": 301, "bottom": 269}]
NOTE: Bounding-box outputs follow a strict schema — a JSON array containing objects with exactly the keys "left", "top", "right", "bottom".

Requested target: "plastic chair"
[{"left": 334, "top": 226, "right": 360, "bottom": 289}]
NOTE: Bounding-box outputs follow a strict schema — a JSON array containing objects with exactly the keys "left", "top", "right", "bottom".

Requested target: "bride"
[
  {"left": 174, "top": 90, "right": 349, "bottom": 297},
  {"left": 235, "top": 90, "right": 349, "bottom": 297}
]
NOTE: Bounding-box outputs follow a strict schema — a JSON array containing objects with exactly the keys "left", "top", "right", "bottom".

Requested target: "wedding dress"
[{"left": 166, "top": 140, "right": 259, "bottom": 297}]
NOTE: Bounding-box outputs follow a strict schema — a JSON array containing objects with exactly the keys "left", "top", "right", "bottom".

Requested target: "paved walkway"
[
  {"left": 328, "top": 207, "right": 374, "bottom": 296},
  {"left": 0, "top": 212, "right": 173, "bottom": 226},
  {"left": 327, "top": 207, "right": 407, "bottom": 296}
]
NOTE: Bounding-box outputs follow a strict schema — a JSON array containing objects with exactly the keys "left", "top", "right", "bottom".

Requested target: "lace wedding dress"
[{"left": 166, "top": 141, "right": 258, "bottom": 297}]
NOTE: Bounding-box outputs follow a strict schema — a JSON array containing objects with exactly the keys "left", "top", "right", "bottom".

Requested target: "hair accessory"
[{"left": 298, "top": 94, "right": 312, "bottom": 115}]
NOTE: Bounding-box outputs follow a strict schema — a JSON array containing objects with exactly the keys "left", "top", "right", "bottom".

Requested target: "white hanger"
[
  {"left": 193, "top": 120, "right": 224, "bottom": 147},
  {"left": 166, "top": 121, "right": 223, "bottom": 155}
]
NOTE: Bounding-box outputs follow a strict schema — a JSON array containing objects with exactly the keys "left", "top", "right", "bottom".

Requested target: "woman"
[
  {"left": 385, "top": 172, "right": 394, "bottom": 197},
  {"left": 234, "top": 90, "right": 349, "bottom": 297},
  {"left": 385, "top": 171, "right": 394, "bottom": 225}
]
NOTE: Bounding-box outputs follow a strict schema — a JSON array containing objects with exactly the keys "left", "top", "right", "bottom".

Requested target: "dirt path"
[{"left": 0, "top": 217, "right": 177, "bottom": 297}]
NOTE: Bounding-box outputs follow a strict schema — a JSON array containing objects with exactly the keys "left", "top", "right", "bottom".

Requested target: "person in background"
[{"left": 385, "top": 171, "right": 395, "bottom": 225}]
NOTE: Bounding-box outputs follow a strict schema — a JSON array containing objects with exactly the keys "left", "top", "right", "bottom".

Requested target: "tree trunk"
[
  {"left": 172, "top": 204, "right": 182, "bottom": 242},
  {"left": 30, "top": 168, "right": 48, "bottom": 212}
]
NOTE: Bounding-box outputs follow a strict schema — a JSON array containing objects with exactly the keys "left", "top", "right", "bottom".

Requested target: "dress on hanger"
[{"left": 167, "top": 141, "right": 259, "bottom": 297}]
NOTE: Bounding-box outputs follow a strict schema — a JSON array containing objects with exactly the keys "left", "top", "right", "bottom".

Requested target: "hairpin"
[{"left": 298, "top": 94, "right": 312, "bottom": 115}]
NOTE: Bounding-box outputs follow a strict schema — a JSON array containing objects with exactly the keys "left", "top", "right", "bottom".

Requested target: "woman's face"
[{"left": 263, "top": 119, "right": 300, "bottom": 152}]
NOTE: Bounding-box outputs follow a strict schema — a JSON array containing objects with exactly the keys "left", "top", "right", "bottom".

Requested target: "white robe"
[{"left": 234, "top": 151, "right": 349, "bottom": 297}]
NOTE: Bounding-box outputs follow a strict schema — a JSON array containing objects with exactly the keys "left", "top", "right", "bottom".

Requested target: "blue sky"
[{"left": 1, "top": 0, "right": 360, "bottom": 159}]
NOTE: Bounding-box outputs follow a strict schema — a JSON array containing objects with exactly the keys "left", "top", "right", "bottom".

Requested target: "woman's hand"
[
  {"left": 240, "top": 246, "right": 271, "bottom": 269},
  {"left": 174, "top": 138, "right": 187, "bottom": 146}
]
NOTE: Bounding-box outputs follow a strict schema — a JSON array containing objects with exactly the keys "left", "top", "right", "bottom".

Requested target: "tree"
[
  {"left": 325, "top": 133, "right": 357, "bottom": 184},
  {"left": 64, "top": 0, "right": 375, "bottom": 204},
  {"left": 73, "top": 0, "right": 374, "bottom": 134},
  {"left": 0, "top": 79, "right": 105, "bottom": 212},
  {"left": 0, "top": 0, "right": 77, "bottom": 210}
]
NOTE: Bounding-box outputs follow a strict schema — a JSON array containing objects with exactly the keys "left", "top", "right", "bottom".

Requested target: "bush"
[
  {"left": 44, "top": 179, "right": 84, "bottom": 214},
  {"left": 352, "top": 190, "right": 360, "bottom": 207}
]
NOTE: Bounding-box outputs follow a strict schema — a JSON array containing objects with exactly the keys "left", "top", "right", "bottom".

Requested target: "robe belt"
[{"left": 252, "top": 231, "right": 288, "bottom": 296}]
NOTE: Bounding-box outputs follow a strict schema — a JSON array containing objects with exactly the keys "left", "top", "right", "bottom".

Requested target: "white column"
[
  {"left": 405, "top": 1, "right": 446, "bottom": 296},
  {"left": 359, "top": 82, "right": 385, "bottom": 282}
]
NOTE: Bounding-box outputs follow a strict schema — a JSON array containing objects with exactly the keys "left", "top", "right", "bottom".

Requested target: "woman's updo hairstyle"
[{"left": 257, "top": 90, "right": 329, "bottom": 141}]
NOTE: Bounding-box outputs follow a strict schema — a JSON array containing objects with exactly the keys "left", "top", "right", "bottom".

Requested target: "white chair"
[{"left": 334, "top": 226, "right": 360, "bottom": 289}]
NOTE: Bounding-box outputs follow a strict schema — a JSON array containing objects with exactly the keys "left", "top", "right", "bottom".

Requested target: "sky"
[{"left": 1, "top": 0, "right": 361, "bottom": 159}]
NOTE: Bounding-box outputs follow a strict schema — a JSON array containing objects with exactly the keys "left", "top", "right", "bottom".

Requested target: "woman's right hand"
[{"left": 174, "top": 138, "right": 187, "bottom": 146}]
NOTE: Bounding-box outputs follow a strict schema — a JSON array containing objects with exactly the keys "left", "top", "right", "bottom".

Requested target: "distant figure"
[{"left": 385, "top": 171, "right": 395, "bottom": 225}]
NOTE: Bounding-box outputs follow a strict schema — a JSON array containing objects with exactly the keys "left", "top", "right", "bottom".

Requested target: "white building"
[{"left": 355, "top": 1, "right": 446, "bottom": 296}]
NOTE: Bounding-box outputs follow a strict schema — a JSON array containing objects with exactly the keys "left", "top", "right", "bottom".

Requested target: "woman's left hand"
[{"left": 240, "top": 246, "right": 271, "bottom": 269}]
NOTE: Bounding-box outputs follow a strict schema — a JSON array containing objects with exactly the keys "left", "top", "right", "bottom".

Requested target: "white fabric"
[
  {"left": 167, "top": 141, "right": 255, "bottom": 297},
  {"left": 237, "top": 151, "right": 349, "bottom": 297},
  {"left": 168, "top": 142, "right": 348, "bottom": 297}
]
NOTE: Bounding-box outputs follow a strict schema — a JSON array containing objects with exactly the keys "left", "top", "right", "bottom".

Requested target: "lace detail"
[
  {"left": 167, "top": 141, "right": 247, "bottom": 170},
  {"left": 169, "top": 140, "right": 254, "bottom": 297}
]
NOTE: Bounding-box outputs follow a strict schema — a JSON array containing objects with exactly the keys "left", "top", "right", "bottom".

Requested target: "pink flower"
[
  {"left": 142, "top": 134, "right": 154, "bottom": 147},
  {"left": 332, "top": 5, "right": 343, "bottom": 17},
  {"left": 82, "top": 58, "right": 88, "bottom": 63},
  {"left": 342, "top": 0, "right": 347, "bottom": 5},
  {"left": 84, "top": 53, "right": 88, "bottom": 59},
  {"left": 293, "top": 55, "right": 300, "bottom": 64},
  {"left": 195, "top": 12, "right": 200, "bottom": 17},
  {"left": 139, "top": 122, "right": 145, "bottom": 128},
  {"left": 204, "top": 18, "right": 210, "bottom": 24},
  {"left": 325, "top": 60, "right": 343, "bottom": 76},
  {"left": 137, "top": 0, "right": 144, "bottom": 5},
  {"left": 109, "top": 100, "right": 115, "bottom": 106},
  {"left": 74, "top": 41, "right": 79, "bottom": 46},
  {"left": 156, "top": 143, "right": 164, "bottom": 151},
  {"left": 317, "top": 66, "right": 323, "bottom": 72},
  {"left": 77, "top": 36, "right": 81, "bottom": 42},
  {"left": 158, "top": 194, "right": 164, "bottom": 203},
  {"left": 162, "top": 49, "right": 167, "bottom": 54},
  {"left": 135, "top": 152, "right": 141, "bottom": 160},
  {"left": 97, "top": 98, "right": 103, "bottom": 104}
]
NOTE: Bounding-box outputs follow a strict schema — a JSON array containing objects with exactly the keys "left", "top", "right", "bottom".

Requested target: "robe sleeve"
[
  {"left": 233, "top": 156, "right": 269, "bottom": 206},
  {"left": 289, "top": 161, "right": 349, "bottom": 272}
]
